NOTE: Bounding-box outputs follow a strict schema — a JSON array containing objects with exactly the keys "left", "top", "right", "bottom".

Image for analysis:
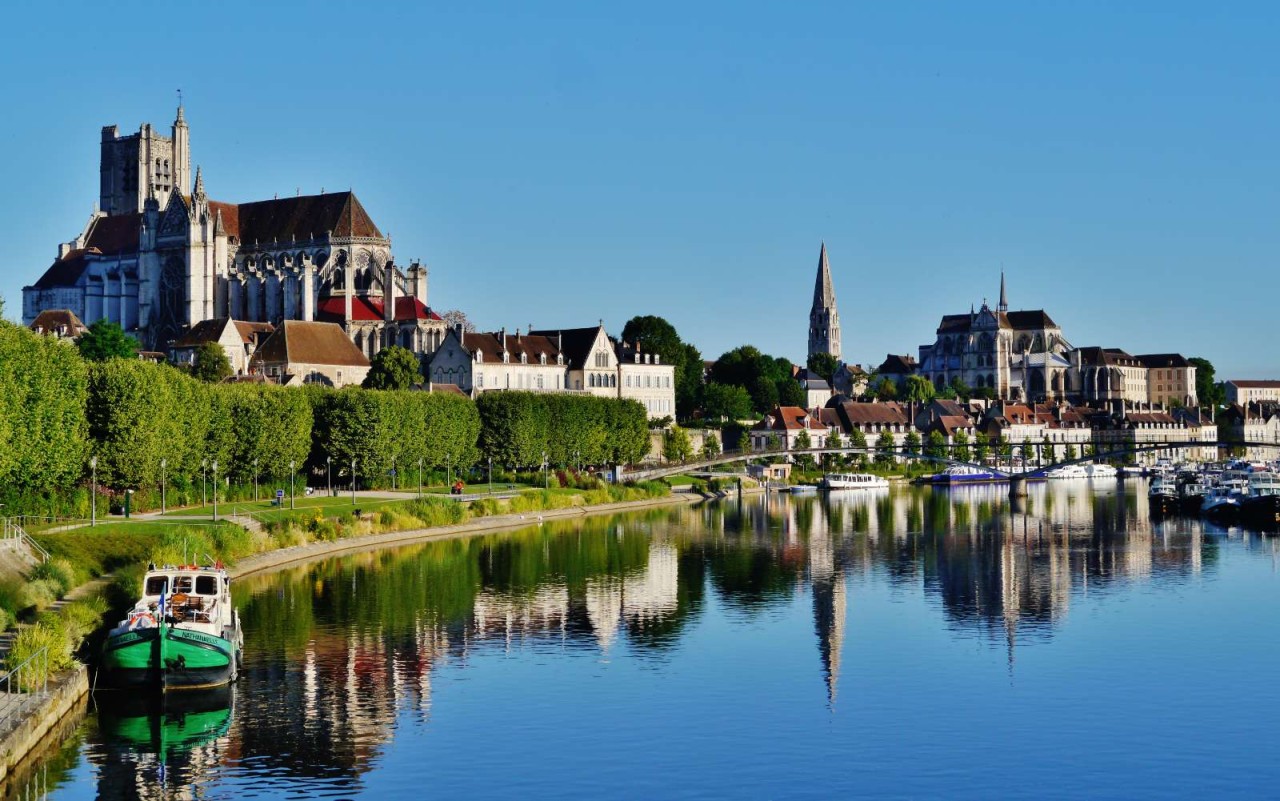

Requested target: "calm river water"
[{"left": 23, "top": 481, "right": 1280, "bottom": 799}]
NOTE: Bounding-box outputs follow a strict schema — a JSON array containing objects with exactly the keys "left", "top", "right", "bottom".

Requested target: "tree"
[
  {"left": 748, "top": 375, "right": 779, "bottom": 413},
  {"left": 973, "top": 432, "right": 989, "bottom": 464},
  {"left": 874, "top": 377, "right": 898, "bottom": 401},
  {"left": 364, "top": 345, "right": 421, "bottom": 390},
  {"left": 948, "top": 376, "right": 970, "bottom": 401},
  {"left": 700, "top": 432, "right": 721, "bottom": 459},
  {"left": 663, "top": 425, "right": 693, "bottom": 462},
  {"left": 77, "top": 320, "right": 139, "bottom": 362},
  {"left": 736, "top": 430, "right": 751, "bottom": 453},
  {"left": 440, "top": 309, "right": 476, "bottom": 333},
  {"left": 1041, "top": 434, "right": 1055, "bottom": 464},
  {"left": 848, "top": 428, "right": 868, "bottom": 468},
  {"left": 996, "top": 434, "right": 1012, "bottom": 465},
  {"left": 924, "top": 431, "right": 947, "bottom": 459},
  {"left": 952, "top": 430, "right": 970, "bottom": 462},
  {"left": 1065, "top": 443, "right": 1078, "bottom": 461},
  {"left": 622, "top": 315, "right": 704, "bottom": 422},
  {"left": 702, "top": 383, "right": 754, "bottom": 424},
  {"left": 794, "top": 429, "right": 814, "bottom": 470},
  {"left": 806, "top": 352, "right": 838, "bottom": 385},
  {"left": 904, "top": 375, "right": 936, "bottom": 403},
  {"left": 875, "top": 429, "right": 895, "bottom": 465},
  {"left": 904, "top": 430, "right": 922, "bottom": 455},
  {"left": 825, "top": 430, "right": 844, "bottom": 469},
  {"left": 191, "top": 342, "right": 232, "bottom": 383},
  {"left": 777, "top": 377, "right": 806, "bottom": 408},
  {"left": 678, "top": 342, "right": 705, "bottom": 421},
  {"left": 1189, "top": 357, "right": 1225, "bottom": 408}
]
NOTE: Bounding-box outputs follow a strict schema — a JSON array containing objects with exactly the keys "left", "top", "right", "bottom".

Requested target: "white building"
[
  {"left": 170, "top": 317, "right": 274, "bottom": 375},
  {"left": 1226, "top": 380, "right": 1280, "bottom": 405}
]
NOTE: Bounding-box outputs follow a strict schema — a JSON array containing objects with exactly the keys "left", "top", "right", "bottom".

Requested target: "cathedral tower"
[
  {"left": 808, "top": 242, "right": 841, "bottom": 361},
  {"left": 98, "top": 103, "right": 188, "bottom": 216}
]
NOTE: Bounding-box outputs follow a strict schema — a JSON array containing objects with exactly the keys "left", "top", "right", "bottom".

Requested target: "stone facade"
[
  {"left": 1226, "top": 380, "right": 1280, "bottom": 405},
  {"left": 249, "top": 320, "right": 370, "bottom": 388},
  {"left": 24, "top": 105, "right": 449, "bottom": 365},
  {"left": 808, "top": 242, "right": 841, "bottom": 361}
]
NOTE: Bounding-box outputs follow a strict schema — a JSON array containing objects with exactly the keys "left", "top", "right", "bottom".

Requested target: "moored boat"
[
  {"left": 101, "top": 564, "right": 243, "bottom": 691},
  {"left": 1046, "top": 464, "right": 1089, "bottom": 480},
  {"left": 930, "top": 465, "right": 1007, "bottom": 484},
  {"left": 820, "top": 473, "right": 890, "bottom": 490},
  {"left": 1148, "top": 475, "right": 1179, "bottom": 518},
  {"left": 1240, "top": 471, "right": 1280, "bottom": 529}
]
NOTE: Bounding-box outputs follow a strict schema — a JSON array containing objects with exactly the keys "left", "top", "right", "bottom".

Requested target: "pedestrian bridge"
[{"left": 625, "top": 440, "right": 1275, "bottom": 484}]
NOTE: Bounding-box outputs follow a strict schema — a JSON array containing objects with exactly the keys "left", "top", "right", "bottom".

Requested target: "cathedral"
[{"left": 23, "top": 105, "right": 448, "bottom": 359}]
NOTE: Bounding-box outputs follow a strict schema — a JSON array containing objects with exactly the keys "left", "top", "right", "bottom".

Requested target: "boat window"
[
  {"left": 174, "top": 576, "right": 194, "bottom": 594},
  {"left": 195, "top": 576, "right": 217, "bottom": 595},
  {"left": 145, "top": 576, "right": 168, "bottom": 595}
]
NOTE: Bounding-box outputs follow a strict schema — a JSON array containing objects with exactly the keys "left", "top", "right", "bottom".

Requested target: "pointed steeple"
[
  {"left": 808, "top": 241, "right": 841, "bottom": 361},
  {"left": 192, "top": 165, "right": 205, "bottom": 198},
  {"left": 998, "top": 270, "right": 1008, "bottom": 313}
]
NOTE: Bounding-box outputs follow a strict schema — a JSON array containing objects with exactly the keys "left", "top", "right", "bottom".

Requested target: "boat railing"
[{"left": 0, "top": 644, "right": 50, "bottom": 731}]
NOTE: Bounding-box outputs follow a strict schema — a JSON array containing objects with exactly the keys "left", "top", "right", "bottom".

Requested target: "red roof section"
[{"left": 316, "top": 296, "right": 442, "bottom": 323}]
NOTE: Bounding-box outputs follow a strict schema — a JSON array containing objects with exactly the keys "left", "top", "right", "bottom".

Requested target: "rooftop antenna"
[{"left": 177, "top": 88, "right": 183, "bottom": 106}]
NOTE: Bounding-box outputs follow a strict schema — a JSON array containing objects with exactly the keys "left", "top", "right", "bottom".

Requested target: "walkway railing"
[
  {"left": 0, "top": 644, "right": 50, "bottom": 731},
  {"left": 2, "top": 520, "right": 49, "bottom": 563}
]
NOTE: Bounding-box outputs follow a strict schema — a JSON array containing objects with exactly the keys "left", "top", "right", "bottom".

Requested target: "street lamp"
[
  {"left": 90, "top": 456, "right": 98, "bottom": 527},
  {"left": 160, "top": 458, "right": 167, "bottom": 515},
  {"left": 201, "top": 458, "right": 208, "bottom": 507},
  {"left": 326, "top": 456, "right": 332, "bottom": 497},
  {"left": 487, "top": 456, "right": 493, "bottom": 495},
  {"left": 391, "top": 456, "right": 397, "bottom": 491},
  {"left": 289, "top": 459, "right": 296, "bottom": 510},
  {"left": 351, "top": 458, "right": 358, "bottom": 505},
  {"left": 446, "top": 454, "right": 452, "bottom": 489},
  {"left": 542, "top": 450, "right": 549, "bottom": 489},
  {"left": 417, "top": 457, "right": 424, "bottom": 499},
  {"left": 253, "top": 457, "right": 259, "bottom": 502},
  {"left": 211, "top": 460, "right": 219, "bottom": 521}
]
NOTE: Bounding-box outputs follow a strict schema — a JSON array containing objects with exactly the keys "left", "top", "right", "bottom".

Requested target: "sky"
[{"left": 3, "top": 1, "right": 1278, "bottom": 378}]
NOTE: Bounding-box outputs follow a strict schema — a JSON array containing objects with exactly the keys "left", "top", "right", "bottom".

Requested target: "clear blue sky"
[{"left": 5, "top": 1, "right": 1277, "bottom": 378}]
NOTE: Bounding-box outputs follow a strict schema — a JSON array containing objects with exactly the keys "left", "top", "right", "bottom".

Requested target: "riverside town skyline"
[{"left": 3, "top": 3, "right": 1280, "bottom": 378}]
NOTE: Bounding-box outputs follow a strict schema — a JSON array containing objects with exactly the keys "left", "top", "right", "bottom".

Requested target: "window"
[
  {"left": 145, "top": 576, "right": 168, "bottom": 595},
  {"left": 195, "top": 576, "right": 217, "bottom": 595},
  {"left": 538, "top": 376, "right": 544, "bottom": 389},
  {"left": 626, "top": 375, "right": 632, "bottom": 387},
  {"left": 477, "top": 373, "right": 483, "bottom": 387}
]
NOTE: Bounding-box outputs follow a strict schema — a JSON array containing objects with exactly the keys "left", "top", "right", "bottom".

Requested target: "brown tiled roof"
[
  {"left": 232, "top": 320, "right": 275, "bottom": 344},
  {"left": 462, "top": 331, "right": 561, "bottom": 364},
  {"left": 1126, "top": 411, "right": 1178, "bottom": 425},
  {"left": 208, "top": 201, "right": 239, "bottom": 237},
  {"left": 251, "top": 321, "right": 370, "bottom": 368},
  {"left": 30, "top": 309, "right": 87, "bottom": 335},
  {"left": 1230, "top": 379, "right": 1280, "bottom": 388},
  {"left": 31, "top": 250, "right": 94, "bottom": 289},
  {"left": 1003, "top": 310, "right": 1057, "bottom": 330},
  {"left": 85, "top": 214, "right": 142, "bottom": 254},
  {"left": 755, "top": 406, "right": 827, "bottom": 431},
  {"left": 234, "top": 192, "right": 383, "bottom": 245},
  {"left": 837, "top": 401, "right": 910, "bottom": 426},
  {"left": 876, "top": 354, "right": 917, "bottom": 374},
  {"left": 174, "top": 318, "right": 231, "bottom": 348}
]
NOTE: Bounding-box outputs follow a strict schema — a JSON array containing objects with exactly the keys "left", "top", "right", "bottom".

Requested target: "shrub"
[{"left": 6, "top": 621, "right": 76, "bottom": 689}]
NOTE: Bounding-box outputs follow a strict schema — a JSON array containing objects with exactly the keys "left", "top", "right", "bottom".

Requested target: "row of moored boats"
[{"left": 1148, "top": 462, "right": 1280, "bottom": 529}]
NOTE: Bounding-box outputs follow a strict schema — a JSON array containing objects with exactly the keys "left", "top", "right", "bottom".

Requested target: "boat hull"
[
  {"left": 1240, "top": 495, "right": 1280, "bottom": 529},
  {"left": 1149, "top": 494, "right": 1179, "bottom": 518},
  {"left": 102, "top": 625, "right": 237, "bottom": 691}
]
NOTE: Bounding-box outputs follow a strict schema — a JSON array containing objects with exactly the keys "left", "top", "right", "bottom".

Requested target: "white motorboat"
[
  {"left": 1084, "top": 463, "right": 1118, "bottom": 479},
  {"left": 1046, "top": 464, "right": 1089, "bottom": 480},
  {"left": 820, "top": 473, "right": 890, "bottom": 490}
]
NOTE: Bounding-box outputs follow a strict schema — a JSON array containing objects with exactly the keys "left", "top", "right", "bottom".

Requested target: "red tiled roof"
[
  {"left": 837, "top": 401, "right": 910, "bottom": 426},
  {"left": 209, "top": 201, "right": 239, "bottom": 237},
  {"left": 755, "top": 406, "right": 828, "bottom": 431},
  {"left": 316, "top": 296, "right": 442, "bottom": 323}
]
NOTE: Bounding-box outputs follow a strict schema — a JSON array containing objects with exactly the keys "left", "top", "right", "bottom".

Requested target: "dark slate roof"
[
  {"left": 234, "top": 192, "right": 383, "bottom": 245},
  {"left": 31, "top": 249, "right": 94, "bottom": 289},
  {"left": 529, "top": 326, "right": 602, "bottom": 370},
  {"left": 1076, "top": 346, "right": 1141, "bottom": 367},
  {"left": 174, "top": 318, "right": 232, "bottom": 348},
  {"left": 1003, "top": 310, "right": 1057, "bottom": 330},
  {"left": 85, "top": 214, "right": 142, "bottom": 254},
  {"left": 1136, "top": 353, "right": 1191, "bottom": 368},
  {"left": 251, "top": 321, "right": 370, "bottom": 368},
  {"left": 876, "top": 354, "right": 917, "bottom": 374}
]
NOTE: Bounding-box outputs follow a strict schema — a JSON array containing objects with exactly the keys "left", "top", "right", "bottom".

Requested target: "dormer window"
[
  {"left": 540, "top": 354, "right": 547, "bottom": 365},
  {"left": 503, "top": 351, "right": 510, "bottom": 364},
  {"left": 557, "top": 354, "right": 564, "bottom": 365},
  {"left": 521, "top": 352, "right": 528, "bottom": 364}
]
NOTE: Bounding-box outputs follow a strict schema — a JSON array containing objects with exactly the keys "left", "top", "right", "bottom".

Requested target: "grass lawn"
[{"left": 33, "top": 520, "right": 245, "bottom": 577}]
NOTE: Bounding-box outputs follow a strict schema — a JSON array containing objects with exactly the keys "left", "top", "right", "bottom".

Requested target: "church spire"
[
  {"left": 807, "top": 241, "right": 841, "bottom": 361},
  {"left": 998, "top": 270, "right": 1008, "bottom": 313},
  {"left": 192, "top": 165, "right": 204, "bottom": 198}
]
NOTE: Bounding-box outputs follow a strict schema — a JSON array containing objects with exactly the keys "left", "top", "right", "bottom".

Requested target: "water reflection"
[{"left": 33, "top": 481, "right": 1280, "bottom": 799}]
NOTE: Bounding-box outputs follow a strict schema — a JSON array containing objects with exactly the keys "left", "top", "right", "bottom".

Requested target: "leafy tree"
[
  {"left": 702, "top": 383, "right": 755, "bottom": 424},
  {"left": 952, "top": 430, "right": 970, "bottom": 462},
  {"left": 874, "top": 429, "right": 895, "bottom": 465},
  {"left": 904, "top": 430, "right": 922, "bottom": 456},
  {"left": 748, "top": 375, "right": 779, "bottom": 412},
  {"left": 710, "top": 345, "right": 806, "bottom": 414},
  {"left": 874, "top": 377, "right": 898, "bottom": 401},
  {"left": 924, "top": 431, "right": 947, "bottom": 459},
  {"left": 622, "top": 315, "right": 704, "bottom": 421},
  {"left": 996, "top": 434, "right": 1012, "bottom": 459},
  {"left": 364, "top": 345, "right": 421, "bottom": 390},
  {"left": 795, "top": 429, "right": 812, "bottom": 451},
  {"left": 1189, "top": 357, "right": 1225, "bottom": 408},
  {"left": 777, "top": 377, "right": 806, "bottom": 408},
  {"left": 1041, "top": 434, "right": 1055, "bottom": 464},
  {"left": 700, "top": 432, "right": 721, "bottom": 459},
  {"left": 77, "top": 320, "right": 139, "bottom": 362},
  {"left": 440, "top": 309, "right": 476, "bottom": 333},
  {"left": 948, "top": 376, "right": 970, "bottom": 401},
  {"left": 904, "top": 375, "right": 936, "bottom": 403},
  {"left": 825, "top": 430, "right": 844, "bottom": 469},
  {"left": 973, "top": 432, "right": 989, "bottom": 463},
  {"left": 663, "top": 425, "right": 693, "bottom": 462},
  {"left": 973, "top": 386, "right": 998, "bottom": 401},
  {"left": 677, "top": 342, "right": 705, "bottom": 421},
  {"left": 806, "top": 352, "right": 839, "bottom": 385},
  {"left": 191, "top": 342, "right": 232, "bottom": 383},
  {"left": 736, "top": 430, "right": 751, "bottom": 453},
  {"left": 1065, "top": 443, "right": 1077, "bottom": 461}
]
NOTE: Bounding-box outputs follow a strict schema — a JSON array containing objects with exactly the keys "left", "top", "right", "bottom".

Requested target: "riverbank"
[{"left": 229, "top": 490, "right": 702, "bottom": 579}]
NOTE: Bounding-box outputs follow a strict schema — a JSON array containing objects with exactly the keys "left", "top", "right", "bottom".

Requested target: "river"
[{"left": 20, "top": 480, "right": 1280, "bottom": 799}]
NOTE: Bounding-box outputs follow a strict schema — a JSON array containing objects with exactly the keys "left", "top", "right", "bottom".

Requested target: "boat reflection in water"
[{"left": 91, "top": 686, "right": 233, "bottom": 800}]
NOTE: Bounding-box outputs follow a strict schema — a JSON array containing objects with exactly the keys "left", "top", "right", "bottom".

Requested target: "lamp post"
[
  {"left": 542, "top": 450, "right": 549, "bottom": 489},
  {"left": 391, "top": 456, "right": 397, "bottom": 491},
  {"left": 90, "top": 456, "right": 97, "bottom": 527},
  {"left": 201, "top": 458, "right": 208, "bottom": 508},
  {"left": 160, "top": 458, "right": 167, "bottom": 515},
  {"left": 289, "top": 459, "right": 296, "bottom": 510},
  {"left": 487, "top": 457, "right": 493, "bottom": 496},
  {"left": 326, "top": 456, "right": 332, "bottom": 497},
  {"left": 351, "top": 458, "right": 358, "bottom": 505},
  {"left": 573, "top": 448, "right": 580, "bottom": 473},
  {"left": 417, "top": 457, "right": 423, "bottom": 499},
  {"left": 446, "top": 454, "right": 452, "bottom": 489},
  {"left": 253, "top": 457, "right": 259, "bottom": 503},
  {"left": 211, "top": 460, "right": 219, "bottom": 521}
]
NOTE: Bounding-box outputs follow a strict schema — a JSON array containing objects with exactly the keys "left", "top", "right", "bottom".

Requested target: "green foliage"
[
  {"left": 476, "top": 392, "right": 648, "bottom": 469},
  {"left": 363, "top": 345, "right": 421, "bottom": 390},
  {"left": 806, "top": 352, "right": 839, "bottom": 385},
  {"left": 735, "top": 429, "right": 750, "bottom": 453},
  {"left": 924, "top": 431, "right": 947, "bottom": 459},
  {"left": 996, "top": 434, "right": 1012, "bottom": 459},
  {"left": 702, "top": 382, "right": 754, "bottom": 424},
  {"left": 875, "top": 429, "right": 895, "bottom": 464},
  {"left": 76, "top": 319, "right": 140, "bottom": 362},
  {"left": 947, "top": 375, "right": 970, "bottom": 401},
  {"left": 701, "top": 432, "right": 721, "bottom": 459},
  {"left": 1065, "top": 443, "right": 1078, "bottom": 460},
  {"left": 904, "top": 375, "right": 936, "bottom": 403},
  {"left": 621, "top": 316, "right": 703, "bottom": 422},
  {"left": 191, "top": 342, "right": 233, "bottom": 383},
  {"left": 874, "top": 377, "right": 898, "bottom": 401},
  {"left": 1189, "top": 357, "right": 1225, "bottom": 408},
  {"left": 904, "top": 430, "right": 922, "bottom": 455},
  {"left": 952, "top": 430, "right": 971, "bottom": 462},
  {"left": 0, "top": 321, "right": 89, "bottom": 504},
  {"left": 710, "top": 345, "right": 805, "bottom": 414},
  {"left": 663, "top": 425, "right": 694, "bottom": 462},
  {"left": 973, "top": 432, "right": 989, "bottom": 463}
]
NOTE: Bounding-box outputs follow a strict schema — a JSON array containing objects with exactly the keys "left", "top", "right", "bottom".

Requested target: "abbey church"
[{"left": 23, "top": 105, "right": 447, "bottom": 356}]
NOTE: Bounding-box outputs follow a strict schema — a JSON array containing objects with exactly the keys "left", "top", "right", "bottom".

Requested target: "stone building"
[
  {"left": 29, "top": 309, "right": 88, "bottom": 340},
  {"left": 1221, "top": 402, "right": 1280, "bottom": 460},
  {"left": 171, "top": 317, "right": 274, "bottom": 375},
  {"left": 1137, "top": 354, "right": 1197, "bottom": 408},
  {"left": 750, "top": 406, "right": 834, "bottom": 451},
  {"left": 249, "top": 320, "right": 370, "bottom": 388},
  {"left": 23, "top": 104, "right": 448, "bottom": 363},
  {"left": 1225, "top": 380, "right": 1280, "bottom": 405},
  {"left": 1074, "top": 348, "right": 1149, "bottom": 405},
  {"left": 808, "top": 242, "right": 841, "bottom": 362}
]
